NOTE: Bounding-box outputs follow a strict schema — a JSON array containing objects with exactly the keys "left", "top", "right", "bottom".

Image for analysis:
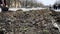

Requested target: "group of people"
[{"left": 53, "top": 4, "right": 60, "bottom": 9}]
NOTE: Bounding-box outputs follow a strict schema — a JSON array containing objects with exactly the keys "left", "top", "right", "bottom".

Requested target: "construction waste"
[{"left": 0, "top": 9, "right": 60, "bottom": 34}]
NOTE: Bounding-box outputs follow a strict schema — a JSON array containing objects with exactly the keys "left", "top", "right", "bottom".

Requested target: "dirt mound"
[{"left": 0, "top": 9, "right": 59, "bottom": 34}]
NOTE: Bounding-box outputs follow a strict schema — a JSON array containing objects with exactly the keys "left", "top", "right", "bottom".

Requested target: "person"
[
  {"left": 0, "top": 0, "right": 2, "bottom": 4},
  {"left": 53, "top": 5, "right": 57, "bottom": 9},
  {"left": 0, "top": 0, "right": 2, "bottom": 7},
  {"left": 57, "top": 4, "right": 60, "bottom": 9},
  {"left": 0, "top": 0, "right": 7, "bottom": 6},
  {"left": 0, "top": 0, "right": 9, "bottom": 12}
]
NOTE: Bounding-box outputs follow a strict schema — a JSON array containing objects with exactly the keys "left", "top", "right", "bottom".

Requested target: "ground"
[{"left": 0, "top": 9, "right": 60, "bottom": 34}]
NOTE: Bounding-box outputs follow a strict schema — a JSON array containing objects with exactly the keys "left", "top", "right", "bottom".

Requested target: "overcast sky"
[{"left": 36, "top": 0, "right": 57, "bottom": 5}]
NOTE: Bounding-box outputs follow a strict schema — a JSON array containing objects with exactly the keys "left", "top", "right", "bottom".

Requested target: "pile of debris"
[{"left": 0, "top": 9, "right": 59, "bottom": 34}]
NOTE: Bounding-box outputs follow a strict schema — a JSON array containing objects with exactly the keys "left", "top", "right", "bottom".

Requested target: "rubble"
[{"left": 0, "top": 9, "right": 59, "bottom": 34}]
